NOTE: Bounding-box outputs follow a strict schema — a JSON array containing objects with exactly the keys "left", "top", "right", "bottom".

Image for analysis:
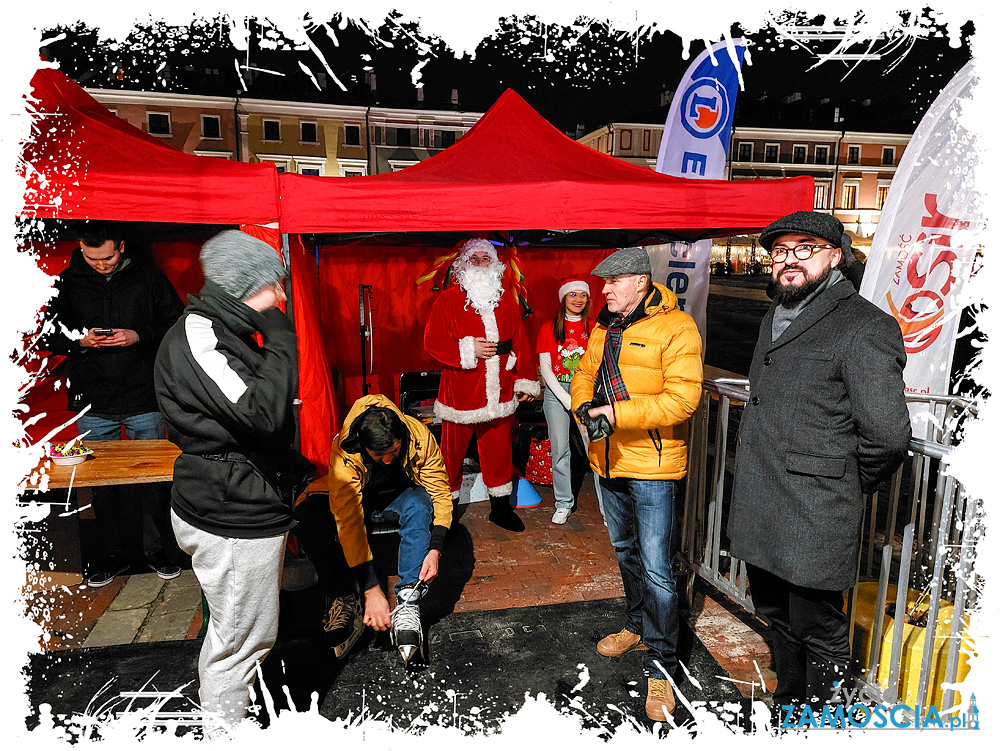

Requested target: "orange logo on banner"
[{"left": 885, "top": 194, "right": 966, "bottom": 354}]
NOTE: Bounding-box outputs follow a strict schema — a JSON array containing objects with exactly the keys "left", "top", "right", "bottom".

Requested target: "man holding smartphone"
[{"left": 41, "top": 221, "right": 184, "bottom": 587}]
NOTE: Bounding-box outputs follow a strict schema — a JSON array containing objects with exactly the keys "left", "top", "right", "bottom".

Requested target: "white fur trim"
[
  {"left": 434, "top": 396, "right": 519, "bottom": 425},
  {"left": 514, "top": 378, "right": 542, "bottom": 398},
  {"left": 459, "top": 336, "right": 477, "bottom": 370},
  {"left": 506, "top": 352, "right": 517, "bottom": 371},
  {"left": 558, "top": 279, "right": 591, "bottom": 302},
  {"left": 487, "top": 481, "right": 513, "bottom": 497}
]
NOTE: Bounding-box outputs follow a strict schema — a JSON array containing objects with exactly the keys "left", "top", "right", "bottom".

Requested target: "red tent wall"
[
  {"left": 288, "top": 237, "right": 338, "bottom": 475},
  {"left": 314, "top": 243, "right": 614, "bottom": 410}
]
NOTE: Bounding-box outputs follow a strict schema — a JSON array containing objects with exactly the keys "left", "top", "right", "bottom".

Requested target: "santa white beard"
[{"left": 458, "top": 264, "right": 505, "bottom": 315}]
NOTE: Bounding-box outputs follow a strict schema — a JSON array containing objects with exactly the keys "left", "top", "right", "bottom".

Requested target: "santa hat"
[
  {"left": 458, "top": 237, "right": 499, "bottom": 263},
  {"left": 557, "top": 276, "right": 591, "bottom": 302}
]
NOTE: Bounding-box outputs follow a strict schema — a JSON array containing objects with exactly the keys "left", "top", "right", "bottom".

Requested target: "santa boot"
[{"left": 488, "top": 494, "right": 525, "bottom": 532}]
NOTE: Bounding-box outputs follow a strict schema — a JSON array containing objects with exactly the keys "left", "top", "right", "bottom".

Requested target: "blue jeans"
[
  {"left": 542, "top": 382, "right": 604, "bottom": 515},
  {"left": 383, "top": 487, "right": 434, "bottom": 596},
  {"left": 77, "top": 411, "right": 166, "bottom": 441},
  {"left": 600, "top": 476, "right": 678, "bottom": 679},
  {"left": 76, "top": 411, "right": 172, "bottom": 562}
]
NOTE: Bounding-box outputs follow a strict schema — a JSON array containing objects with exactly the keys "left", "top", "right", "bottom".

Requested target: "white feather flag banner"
[{"left": 859, "top": 60, "right": 982, "bottom": 435}]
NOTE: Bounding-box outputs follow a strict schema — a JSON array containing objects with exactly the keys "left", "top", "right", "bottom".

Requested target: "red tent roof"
[
  {"left": 277, "top": 89, "right": 813, "bottom": 236},
  {"left": 20, "top": 65, "right": 281, "bottom": 225}
]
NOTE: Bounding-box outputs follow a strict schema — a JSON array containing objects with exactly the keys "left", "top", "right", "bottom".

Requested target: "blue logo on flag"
[{"left": 680, "top": 78, "right": 730, "bottom": 139}]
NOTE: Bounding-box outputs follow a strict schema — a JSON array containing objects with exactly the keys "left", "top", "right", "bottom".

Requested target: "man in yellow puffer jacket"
[
  {"left": 293, "top": 394, "right": 452, "bottom": 666},
  {"left": 571, "top": 246, "right": 703, "bottom": 721}
]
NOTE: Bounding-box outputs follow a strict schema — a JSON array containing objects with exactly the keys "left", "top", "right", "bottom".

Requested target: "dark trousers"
[
  {"left": 746, "top": 563, "right": 851, "bottom": 706},
  {"left": 77, "top": 411, "right": 174, "bottom": 565},
  {"left": 92, "top": 483, "right": 173, "bottom": 562}
]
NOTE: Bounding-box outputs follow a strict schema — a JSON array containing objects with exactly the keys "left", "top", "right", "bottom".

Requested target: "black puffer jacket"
[
  {"left": 154, "top": 282, "right": 298, "bottom": 538},
  {"left": 42, "top": 250, "right": 184, "bottom": 417}
]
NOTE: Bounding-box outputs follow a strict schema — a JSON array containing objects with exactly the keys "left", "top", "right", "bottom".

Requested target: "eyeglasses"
[
  {"left": 769, "top": 243, "right": 836, "bottom": 262},
  {"left": 566, "top": 291, "right": 589, "bottom": 298}
]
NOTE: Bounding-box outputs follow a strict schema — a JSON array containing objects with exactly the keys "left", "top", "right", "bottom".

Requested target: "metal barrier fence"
[{"left": 680, "top": 376, "right": 982, "bottom": 712}]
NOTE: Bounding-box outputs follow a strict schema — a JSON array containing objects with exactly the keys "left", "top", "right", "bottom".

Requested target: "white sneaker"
[{"left": 552, "top": 508, "right": 571, "bottom": 525}]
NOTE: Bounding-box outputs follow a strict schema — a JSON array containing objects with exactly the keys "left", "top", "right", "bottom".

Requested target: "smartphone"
[{"left": 93, "top": 328, "right": 114, "bottom": 336}]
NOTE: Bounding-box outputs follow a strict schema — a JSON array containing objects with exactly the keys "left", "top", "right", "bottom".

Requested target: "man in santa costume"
[{"left": 423, "top": 238, "right": 541, "bottom": 531}]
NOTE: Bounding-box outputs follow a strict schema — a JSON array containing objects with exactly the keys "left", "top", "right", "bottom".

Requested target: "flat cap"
[
  {"left": 759, "top": 211, "right": 844, "bottom": 251},
  {"left": 592, "top": 246, "right": 651, "bottom": 278}
]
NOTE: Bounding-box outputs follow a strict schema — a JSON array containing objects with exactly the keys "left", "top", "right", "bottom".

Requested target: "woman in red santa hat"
[{"left": 536, "top": 276, "right": 605, "bottom": 525}]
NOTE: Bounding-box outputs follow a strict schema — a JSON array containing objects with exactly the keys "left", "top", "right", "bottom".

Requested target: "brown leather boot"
[
  {"left": 645, "top": 678, "right": 676, "bottom": 721},
  {"left": 596, "top": 628, "right": 648, "bottom": 657}
]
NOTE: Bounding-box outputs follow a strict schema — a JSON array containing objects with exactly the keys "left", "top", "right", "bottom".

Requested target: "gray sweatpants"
[{"left": 171, "top": 510, "right": 287, "bottom": 732}]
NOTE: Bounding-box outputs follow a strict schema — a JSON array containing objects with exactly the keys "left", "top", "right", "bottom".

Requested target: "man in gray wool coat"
[{"left": 727, "top": 211, "right": 911, "bottom": 711}]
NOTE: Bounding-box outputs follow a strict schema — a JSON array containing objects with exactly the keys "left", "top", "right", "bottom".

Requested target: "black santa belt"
[{"left": 495, "top": 339, "right": 513, "bottom": 355}]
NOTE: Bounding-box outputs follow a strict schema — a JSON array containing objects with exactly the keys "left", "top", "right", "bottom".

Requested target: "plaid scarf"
[{"left": 594, "top": 288, "right": 655, "bottom": 405}]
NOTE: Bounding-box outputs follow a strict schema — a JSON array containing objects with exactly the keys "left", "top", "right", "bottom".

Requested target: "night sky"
[{"left": 40, "top": 11, "right": 974, "bottom": 134}]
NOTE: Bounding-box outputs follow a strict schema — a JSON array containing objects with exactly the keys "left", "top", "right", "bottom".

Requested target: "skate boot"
[
  {"left": 323, "top": 586, "right": 364, "bottom": 658},
  {"left": 390, "top": 585, "right": 424, "bottom": 667}
]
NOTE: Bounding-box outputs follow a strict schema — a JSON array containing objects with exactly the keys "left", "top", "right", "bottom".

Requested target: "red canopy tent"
[
  {"left": 18, "top": 65, "right": 337, "bottom": 474},
  {"left": 278, "top": 89, "right": 813, "bottom": 237},
  {"left": 277, "top": 90, "right": 813, "bottom": 407},
  {"left": 21, "top": 64, "right": 280, "bottom": 225}
]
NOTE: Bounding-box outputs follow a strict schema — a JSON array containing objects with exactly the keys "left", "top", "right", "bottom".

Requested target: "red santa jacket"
[{"left": 424, "top": 284, "right": 540, "bottom": 424}]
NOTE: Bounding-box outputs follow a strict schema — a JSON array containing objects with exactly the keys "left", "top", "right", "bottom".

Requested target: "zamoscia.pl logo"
[{"left": 780, "top": 693, "right": 979, "bottom": 730}]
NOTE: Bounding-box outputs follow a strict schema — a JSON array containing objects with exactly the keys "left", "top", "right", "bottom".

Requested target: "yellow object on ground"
[{"left": 852, "top": 581, "right": 974, "bottom": 708}]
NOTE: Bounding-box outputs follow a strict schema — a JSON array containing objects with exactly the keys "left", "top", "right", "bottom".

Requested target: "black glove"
[{"left": 574, "top": 401, "right": 615, "bottom": 442}]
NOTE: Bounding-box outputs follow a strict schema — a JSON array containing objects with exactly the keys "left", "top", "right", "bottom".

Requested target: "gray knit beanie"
[{"left": 200, "top": 230, "right": 286, "bottom": 301}]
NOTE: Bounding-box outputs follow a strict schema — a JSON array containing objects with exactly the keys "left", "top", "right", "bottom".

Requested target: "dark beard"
[{"left": 773, "top": 266, "right": 832, "bottom": 307}]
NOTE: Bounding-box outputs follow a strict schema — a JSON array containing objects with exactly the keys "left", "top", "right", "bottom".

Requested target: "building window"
[
  {"left": 847, "top": 145, "right": 861, "bottom": 165},
  {"left": 201, "top": 115, "right": 221, "bottom": 139},
  {"left": 876, "top": 183, "right": 891, "bottom": 210},
  {"left": 764, "top": 143, "right": 779, "bottom": 163},
  {"left": 792, "top": 145, "right": 807, "bottom": 164},
  {"left": 263, "top": 119, "right": 281, "bottom": 142},
  {"left": 842, "top": 183, "right": 859, "bottom": 209},
  {"left": 620, "top": 129, "right": 633, "bottom": 150},
  {"left": 147, "top": 112, "right": 171, "bottom": 136},
  {"left": 737, "top": 142, "right": 753, "bottom": 161},
  {"left": 442, "top": 130, "right": 456, "bottom": 149},
  {"left": 388, "top": 160, "right": 418, "bottom": 172},
  {"left": 300, "top": 122, "right": 318, "bottom": 144},
  {"left": 814, "top": 145, "right": 830, "bottom": 165},
  {"left": 396, "top": 128, "right": 412, "bottom": 147},
  {"left": 295, "top": 157, "right": 325, "bottom": 176},
  {"left": 344, "top": 124, "right": 361, "bottom": 146},
  {"left": 882, "top": 146, "right": 895, "bottom": 166},
  {"left": 814, "top": 184, "right": 828, "bottom": 209},
  {"left": 258, "top": 155, "right": 291, "bottom": 173},
  {"left": 337, "top": 158, "right": 368, "bottom": 177}
]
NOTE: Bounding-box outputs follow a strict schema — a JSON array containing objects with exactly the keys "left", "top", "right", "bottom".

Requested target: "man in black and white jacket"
[{"left": 154, "top": 229, "right": 297, "bottom": 736}]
